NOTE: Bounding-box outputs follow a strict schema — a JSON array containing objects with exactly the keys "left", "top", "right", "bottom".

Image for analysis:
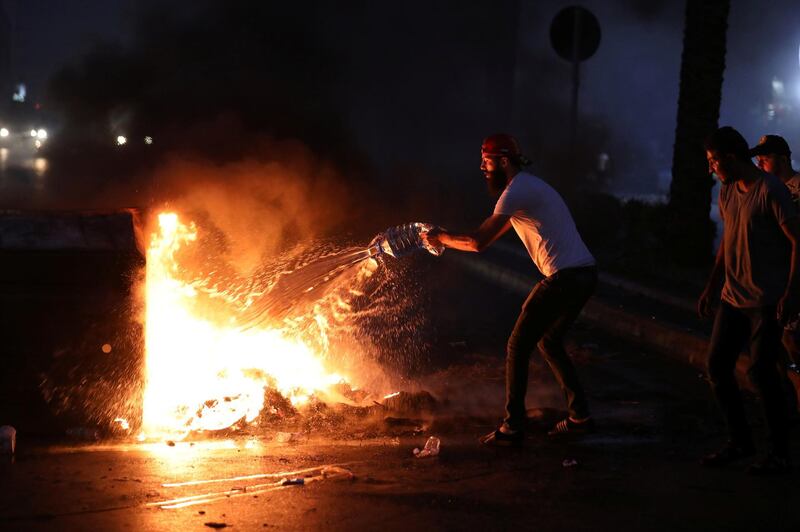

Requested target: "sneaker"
[
  {"left": 480, "top": 428, "right": 524, "bottom": 447},
  {"left": 700, "top": 442, "right": 756, "bottom": 467},
  {"left": 548, "top": 417, "right": 595, "bottom": 436},
  {"left": 746, "top": 453, "right": 792, "bottom": 475}
]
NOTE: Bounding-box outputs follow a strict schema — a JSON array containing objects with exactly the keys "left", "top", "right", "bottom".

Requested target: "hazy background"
[{"left": 0, "top": 0, "right": 798, "bottom": 234}]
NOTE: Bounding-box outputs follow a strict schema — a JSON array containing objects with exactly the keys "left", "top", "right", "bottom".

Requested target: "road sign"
[{"left": 550, "top": 6, "right": 601, "bottom": 63}]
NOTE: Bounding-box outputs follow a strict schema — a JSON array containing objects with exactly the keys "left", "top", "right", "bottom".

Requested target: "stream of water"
[{"left": 237, "top": 246, "right": 377, "bottom": 329}]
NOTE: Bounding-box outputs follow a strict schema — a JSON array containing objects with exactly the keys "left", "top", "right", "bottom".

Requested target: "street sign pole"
[
  {"left": 550, "top": 6, "right": 601, "bottom": 181},
  {"left": 570, "top": 9, "right": 582, "bottom": 157}
]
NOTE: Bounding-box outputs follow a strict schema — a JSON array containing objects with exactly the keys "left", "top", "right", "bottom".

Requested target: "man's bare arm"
[
  {"left": 423, "top": 214, "right": 512, "bottom": 253},
  {"left": 698, "top": 239, "right": 725, "bottom": 318}
]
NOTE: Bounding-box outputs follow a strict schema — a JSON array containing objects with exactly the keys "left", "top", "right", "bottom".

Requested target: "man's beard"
[{"left": 486, "top": 169, "right": 509, "bottom": 197}]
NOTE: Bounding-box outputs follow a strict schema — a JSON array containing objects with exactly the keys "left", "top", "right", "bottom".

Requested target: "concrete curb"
[
  {"left": 446, "top": 253, "right": 708, "bottom": 367},
  {"left": 447, "top": 252, "right": 800, "bottom": 406},
  {"left": 580, "top": 299, "right": 708, "bottom": 366}
]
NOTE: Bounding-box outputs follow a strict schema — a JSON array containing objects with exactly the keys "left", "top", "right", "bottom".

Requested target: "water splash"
[{"left": 237, "top": 246, "right": 376, "bottom": 330}]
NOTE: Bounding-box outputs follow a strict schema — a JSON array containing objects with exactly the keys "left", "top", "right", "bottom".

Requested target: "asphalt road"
[
  {"left": 1, "top": 320, "right": 798, "bottom": 532},
  {"left": 1, "top": 241, "right": 799, "bottom": 531}
]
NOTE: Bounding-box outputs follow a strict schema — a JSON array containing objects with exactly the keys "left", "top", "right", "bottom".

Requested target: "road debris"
[
  {"left": 413, "top": 436, "right": 441, "bottom": 458},
  {"left": 65, "top": 427, "right": 99, "bottom": 441},
  {"left": 321, "top": 466, "right": 355, "bottom": 480},
  {"left": 274, "top": 432, "right": 296, "bottom": 443},
  {"left": 380, "top": 391, "right": 438, "bottom": 416},
  {"left": 0, "top": 425, "right": 15, "bottom": 455},
  {"left": 153, "top": 462, "right": 360, "bottom": 509}
]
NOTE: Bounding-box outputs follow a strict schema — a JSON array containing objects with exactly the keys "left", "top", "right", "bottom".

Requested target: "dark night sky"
[
  {"left": 3, "top": 0, "right": 800, "bottom": 196},
  {"left": 3, "top": 0, "right": 136, "bottom": 94}
]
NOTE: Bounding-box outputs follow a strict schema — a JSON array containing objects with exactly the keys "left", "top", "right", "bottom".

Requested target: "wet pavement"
[
  {"left": 2, "top": 324, "right": 798, "bottom": 531},
  {"left": 0, "top": 141, "right": 50, "bottom": 208},
  {"left": 1, "top": 227, "right": 799, "bottom": 531}
]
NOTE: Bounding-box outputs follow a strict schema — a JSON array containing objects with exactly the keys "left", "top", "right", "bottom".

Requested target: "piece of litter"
[
  {"left": 321, "top": 466, "right": 355, "bottom": 480},
  {"left": 65, "top": 427, "right": 99, "bottom": 441},
  {"left": 562, "top": 458, "right": 579, "bottom": 468},
  {"left": 275, "top": 432, "right": 295, "bottom": 443},
  {"left": 204, "top": 522, "right": 228, "bottom": 529},
  {"left": 281, "top": 477, "right": 305, "bottom": 486},
  {"left": 414, "top": 436, "right": 441, "bottom": 458},
  {"left": 0, "top": 426, "right": 16, "bottom": 455}
]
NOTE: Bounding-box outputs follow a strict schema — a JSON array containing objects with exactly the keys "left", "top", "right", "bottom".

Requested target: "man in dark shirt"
[
  {"left": 750, "top": 135, "right": 800, "bottom": 377},
  {"left": 698, "top": 127, "right": 800, "bottom": 474}
]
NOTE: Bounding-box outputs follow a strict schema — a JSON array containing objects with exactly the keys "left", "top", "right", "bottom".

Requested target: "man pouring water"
[{"left": 422, "top": 134, "right": 597, "bottom": 445}]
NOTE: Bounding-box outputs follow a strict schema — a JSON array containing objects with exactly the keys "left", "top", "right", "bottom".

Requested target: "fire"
[{"left": 142, "top": 212, "right": 347, "bottom": 439}]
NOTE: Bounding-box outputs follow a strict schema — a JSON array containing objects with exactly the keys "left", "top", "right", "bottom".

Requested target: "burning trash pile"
[{"left": 137, "top": 212, "right": 442, "bottom": 442}]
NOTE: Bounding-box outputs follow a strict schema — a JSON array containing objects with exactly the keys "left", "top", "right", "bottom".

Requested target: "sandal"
[
  {"left": 480, "top": 428, "right": 524, "bottom": 447},
  {"left": 548, "top": 417, "right": 595, "bottom": 436},
  {"left": 746, "top": 453, "right": 792, "bottom": 475},
  {"left": 701, "top": 441, "right": 756, "bottom": 467}
]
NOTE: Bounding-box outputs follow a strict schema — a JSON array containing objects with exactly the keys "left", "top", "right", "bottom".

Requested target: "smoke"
[
  {"left": 623, "top": 0, "right": 672, "bottom": 22},
  {"left": 512, "top": 46, "right": 613, "bottom": 193},
  {"left": 148, "top": 145, "right": 358, "bottom": 274},
  {"left": 41, "top": 1, "right": 370, "bottom": 219},
  {"left": 33, "top": 0, "right": 393, "bottom": 275},
  {"left": 38, "top": 0, "right": 640, "bottom": 221}
]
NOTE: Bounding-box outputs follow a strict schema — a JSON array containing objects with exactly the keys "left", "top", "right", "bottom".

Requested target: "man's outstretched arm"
[{"left": 423, "top": 214, "right": 512, "bottom": 253}]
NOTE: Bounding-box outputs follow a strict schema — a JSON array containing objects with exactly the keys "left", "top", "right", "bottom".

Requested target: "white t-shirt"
[{"left": 493, "top": 171, "right": 595, "bottom": 277}]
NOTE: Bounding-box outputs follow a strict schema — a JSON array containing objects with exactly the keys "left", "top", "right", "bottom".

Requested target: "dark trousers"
[
  {"left": 707, "top": 302, "right": 789, "bottom": 455},
  {"left": 783, "top": 326, "right": 800, "bottom": 368},
  {"left": 504, "top": 266, "right": 597, "bottom": 431},
  {"left": 780, "top": 328, "right": 799, "bottom": 416}
]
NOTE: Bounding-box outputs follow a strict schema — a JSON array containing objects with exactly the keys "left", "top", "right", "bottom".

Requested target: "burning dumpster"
[{"left": 0, "top": 210, "right": 146, "bottom": 435}]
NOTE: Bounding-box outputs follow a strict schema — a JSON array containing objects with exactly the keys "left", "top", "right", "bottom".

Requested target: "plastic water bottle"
[
  {"left": 413, "top": 436, "right": 441, "bottom": 458},
  {"left": 369, "top": 222, "right": 444, "bottom": 258}
]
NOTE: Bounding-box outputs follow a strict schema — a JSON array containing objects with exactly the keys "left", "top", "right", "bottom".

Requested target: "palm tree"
[{"left": 668, "top": 0, "right": 730, "bottom": 266}]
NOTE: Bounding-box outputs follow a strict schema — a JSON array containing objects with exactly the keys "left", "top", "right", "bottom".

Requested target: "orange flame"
[{"left": 142, "top": 212, "right": 348, "bottom": 439}]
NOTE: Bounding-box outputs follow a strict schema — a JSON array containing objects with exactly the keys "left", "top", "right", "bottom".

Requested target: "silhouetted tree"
[{"left": 668, "top": 0, "right": 730, "bottom": 266}]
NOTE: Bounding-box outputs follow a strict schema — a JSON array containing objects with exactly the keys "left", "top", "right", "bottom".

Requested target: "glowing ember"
[{"left": 142, "top": 212, "right": 348, "bottom": 439}]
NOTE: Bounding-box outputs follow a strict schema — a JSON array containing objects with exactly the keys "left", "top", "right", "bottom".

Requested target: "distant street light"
[
  {"left": 0, "top": 128, "right": 8, "bottom": 138},
  {"left": 771, "top": 77, "right": 785, "bottom": 97},
  {"left": 116, "top": 135, "right": 128, "bottom": 146}
]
